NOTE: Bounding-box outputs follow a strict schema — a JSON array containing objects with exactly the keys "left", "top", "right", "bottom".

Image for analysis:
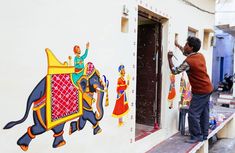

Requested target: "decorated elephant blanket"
[{"left": 46, "top": 74, "right": 83, "bottom": 129}]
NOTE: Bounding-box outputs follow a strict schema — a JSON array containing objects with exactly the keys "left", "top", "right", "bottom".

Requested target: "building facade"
[
  {"left": 0, "top": 0, "right": 215, "bottom": 153},
  {"left": 214, "top": 0, "right": 235, "bottom": 95}
]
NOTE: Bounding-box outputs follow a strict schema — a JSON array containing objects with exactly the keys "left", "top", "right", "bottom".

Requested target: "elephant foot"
[
  {"left": 53, "top": 132, "right": 66, "bottom": 148},
  {"left": 54, "top": 140, "right": 66, "bottom": 148},
  {"left": 17, "top": 132, "right": 33, "bottom": 151},
  {"left": 69, "top": 121, "right": 78, "bottom": 135},
  {"left": 19, "top": 145, "right": 28, "bottom": 151},
  {"left": 93, "top": 125, "right": 102, "bottom": 135}
]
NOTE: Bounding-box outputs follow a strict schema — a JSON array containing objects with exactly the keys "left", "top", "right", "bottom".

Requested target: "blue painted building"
[{"left": 212, "top": 30, "right": 235, "bottom": 89}]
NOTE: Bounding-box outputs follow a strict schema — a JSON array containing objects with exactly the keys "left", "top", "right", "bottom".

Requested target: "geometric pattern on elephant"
[{"left": 51, "top": 74, "right": 79, "bottom": 121}]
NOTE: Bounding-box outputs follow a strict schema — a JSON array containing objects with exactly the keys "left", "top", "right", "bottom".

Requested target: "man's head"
[
  {"left": 74, "top": 45, "right": 81, "bottom": 55},
  {"left": 183, "top": 36, "right": 201, "bottom": 55}
]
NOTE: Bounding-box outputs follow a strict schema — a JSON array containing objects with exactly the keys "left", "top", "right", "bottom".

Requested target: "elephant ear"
[{"left": 77, "top": 76, "right": 87, "bottom": 92}]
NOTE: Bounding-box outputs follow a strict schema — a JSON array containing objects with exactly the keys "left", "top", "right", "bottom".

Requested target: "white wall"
[
  {"left": 0, "top": 0, "right": 215, "bottom": 153},
  {"left": 0, "top": 0, "right": 136, "bottom": 153},
  {"left": 216, "top": 0, "right": 235, "bottom": 26}
]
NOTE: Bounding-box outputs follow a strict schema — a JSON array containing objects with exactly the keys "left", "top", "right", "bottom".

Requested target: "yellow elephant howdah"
[
  {"left": 45, "top": 48, "right": 83, "bottom": 130},
  {"left": 45, "top": 48, "right": 75, "bottom": 74}
]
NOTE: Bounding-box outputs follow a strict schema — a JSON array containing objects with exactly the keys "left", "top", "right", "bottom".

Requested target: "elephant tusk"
[
  {"left": 99, "top": 80, "right": 105, "bottom": 87},
  {"left": 96, "top": 88, "right": 106, "bottom": 93}
]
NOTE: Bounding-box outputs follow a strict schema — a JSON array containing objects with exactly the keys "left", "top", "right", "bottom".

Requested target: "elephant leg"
[
  {"left": 69, "top": 116, "right": 87, "bottom": 135},
  {"left": 69, "top": 120, "right": 79, "bottom": 135},
  {"left": 79, "top": 116, "right": 87, "bottom": 130},
  {"left": 93, "top": 122, "right": 102, "bottom": 135},
  {"left": 17, "top": 111, "right": 46, "bottom": 151},
  {"left": 85, "top": 111, "right": 102, "bottom": 135},
  {"left": 51, "top": 123, "right": 66, "bottom": 148}
]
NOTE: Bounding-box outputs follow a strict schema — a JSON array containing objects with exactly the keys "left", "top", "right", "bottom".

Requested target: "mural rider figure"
[{"left": 72, "top": 42, "right": 90, "bottom": 85}]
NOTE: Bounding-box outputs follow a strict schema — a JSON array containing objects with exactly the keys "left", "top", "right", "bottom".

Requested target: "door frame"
[{"left": 137, "top": 9, "right": 163, "bottom": 126}]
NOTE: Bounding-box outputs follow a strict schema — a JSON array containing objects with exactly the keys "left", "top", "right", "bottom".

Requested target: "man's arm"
[
  {"left": 81, "top": 42, "right": 90, "bottom": 59},
  {"left": 168, "top": 51, "right": 175, "bottom": 74},
  {"left": 81, "top": 49, "right": 88, "bottom": 59},
  {"left": 175, "top": 40, "right": 184, "bottom": 53},
  {"left": 168, "top": 51, "right": 190, "bottom": 75}
]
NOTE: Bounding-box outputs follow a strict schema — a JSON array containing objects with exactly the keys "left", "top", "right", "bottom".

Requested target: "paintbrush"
[{"left": 173, "top": 54, "right": 178, "bottom": 61}]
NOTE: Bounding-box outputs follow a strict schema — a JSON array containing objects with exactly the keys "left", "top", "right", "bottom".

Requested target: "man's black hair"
[{"left": 187, "top": 36, "right": 201, "bottom": 52}]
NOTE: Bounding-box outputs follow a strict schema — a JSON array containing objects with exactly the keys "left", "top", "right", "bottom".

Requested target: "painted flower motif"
[{"left": 65, "top": 76, "right": 69, "bottom": 80}]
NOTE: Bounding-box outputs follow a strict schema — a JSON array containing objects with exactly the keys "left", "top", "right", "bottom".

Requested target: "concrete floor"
[
  {"left": 209, "top": 137, "right": 235, "bottom": 153},
  {"left": 209, "top": 91, "right": 235, "bottom": 153}
]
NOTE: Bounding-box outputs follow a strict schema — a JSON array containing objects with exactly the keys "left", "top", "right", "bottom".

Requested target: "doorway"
[
  {"left": 220, "top": 57, "right": 224, "bottom": 82},
  {"left": 135, "top": 10, "right": 162, "bottom": 141}
]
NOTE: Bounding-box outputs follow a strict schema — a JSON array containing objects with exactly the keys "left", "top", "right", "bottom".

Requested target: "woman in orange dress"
[{"left": 112, "top": 65, "right": 129, "bottom": 126}]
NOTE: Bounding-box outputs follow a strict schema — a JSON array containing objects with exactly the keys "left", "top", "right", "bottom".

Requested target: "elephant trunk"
[{"left": 95, "top": 84, "right": 105, "bottom": 121}]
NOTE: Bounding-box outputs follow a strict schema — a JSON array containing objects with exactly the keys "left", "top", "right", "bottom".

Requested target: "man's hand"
[
  {"left": 174, "top": 39, "right": 179, "bottom": 47},
  {"left": 168, "top": 51, "right": 174, "bottom": 59},
  {"left": 86, "top": 42, "right": 90, "bottom": 49}
]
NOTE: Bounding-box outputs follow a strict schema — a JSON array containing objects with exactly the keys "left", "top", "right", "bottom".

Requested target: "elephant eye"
[{"left": 94, "top": 76, "right": 99, "bottom": 81}]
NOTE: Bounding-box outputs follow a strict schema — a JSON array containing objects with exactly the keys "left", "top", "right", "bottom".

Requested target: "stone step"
[
  {"left": 219, "top": 94, "right": 233, "bottom": 99},
  {"left": 217, "top": 98, "right": 231, "bottom": 104}
]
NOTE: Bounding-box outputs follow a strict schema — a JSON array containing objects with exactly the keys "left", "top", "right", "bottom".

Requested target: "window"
[
  {"left": 203, "top": 30, "right": 210, "bottom": 50},
  {"left": 188, "top": 27, "right": 198, "bottom": 37},
  {"left": 203, "top": 29, "right": 214, "bottom": 50},
  {"left": 121, "top": 17, "right": 129, "bottom": 33}
]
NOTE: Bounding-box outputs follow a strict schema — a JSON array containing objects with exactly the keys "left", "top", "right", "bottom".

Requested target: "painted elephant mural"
[{"left": 3, "top": 48, "right": 109, "bottom": 151}]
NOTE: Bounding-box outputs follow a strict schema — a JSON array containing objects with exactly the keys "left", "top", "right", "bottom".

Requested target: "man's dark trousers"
[{"left": 188, "top": 93, "right": 211, "bottom": 140}]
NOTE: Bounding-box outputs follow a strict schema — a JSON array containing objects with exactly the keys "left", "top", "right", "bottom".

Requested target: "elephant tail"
[
  {"left": 3, "top": 98, "right": 34, "bottom": 129},
  {"left": 3, "top": 77, "right": 46, "bottom": 129},
  {"left": 3, "top": 96, "right": 33, "bottom": 129},
  {"left": 3, "top": 121, "right": 21, "bottom": 129}
]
